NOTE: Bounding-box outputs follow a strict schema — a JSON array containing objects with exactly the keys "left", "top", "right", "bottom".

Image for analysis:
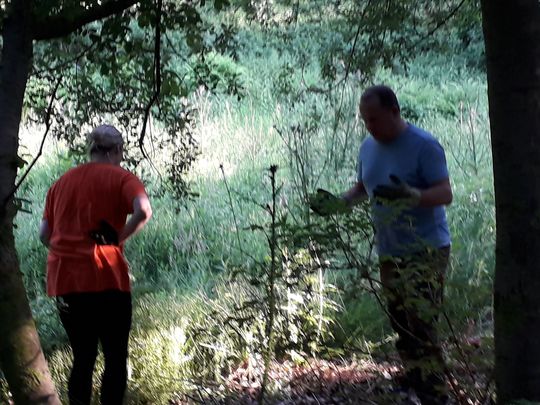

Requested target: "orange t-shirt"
[{"left": 43, "top": 162, "right": 147, "bottom": 296}]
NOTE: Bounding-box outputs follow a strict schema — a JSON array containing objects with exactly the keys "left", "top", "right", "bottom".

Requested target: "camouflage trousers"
[{"left": 380, "top": 246, "right": 450, "bottom": 404}]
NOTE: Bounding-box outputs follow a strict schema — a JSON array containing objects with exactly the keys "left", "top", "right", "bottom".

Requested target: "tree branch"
[
  {"left": 33, "top": 0, "right": 139, "bottom": 41},
  {"left": 406, "top": 0, "right": 469, "bottom": 52},
  {"left": 138, "top": 0, "right": 162, "bottom": 161},
  {"left": 33, "top": 41, "right": 97, "bottom": 76},
  {"left": 2, "top": 76, "right": 62, "bottom": 210}
]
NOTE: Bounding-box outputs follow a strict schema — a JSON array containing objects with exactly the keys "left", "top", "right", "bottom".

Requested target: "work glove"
[
  {"left": 309, "top": 188, "right": 350, "bottom": 216},
  {"left": 90, "top": 220, "right": 119, "bottom": 246},
  {"left": 373, "top": 174, "right": 421, "bottom": 207}
]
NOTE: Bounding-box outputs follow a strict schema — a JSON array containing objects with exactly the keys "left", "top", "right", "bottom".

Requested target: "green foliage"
[
  {"left": 23, "top": 0, "right": 241, "bottom": 203},
  {"left": 5, "top": 0, "right": 493, "bottom": 402},
  {"left": 187, "top": 52, "right": 246, "bottom": 96},
  {"left": 184, "top": 168, "right": 342, "bottom": 400},
  {"left": 0, "top": 378, "right": 10, "bottom": 403}
]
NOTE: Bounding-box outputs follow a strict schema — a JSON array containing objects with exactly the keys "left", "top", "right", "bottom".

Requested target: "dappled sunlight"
[
  {"left": 3, "top": 1, "right": 497, "bottom": 403},
  {"left": 190, "top": 95, "right": 281, "bottom": 181}
]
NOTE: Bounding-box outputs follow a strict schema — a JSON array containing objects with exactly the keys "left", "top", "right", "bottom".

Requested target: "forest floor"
[{"left": 172, "top": 338, "right": 493, "bottom": 405}]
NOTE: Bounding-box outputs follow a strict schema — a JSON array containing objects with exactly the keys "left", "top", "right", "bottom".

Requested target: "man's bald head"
[
  {"left": 360, "top": 85, "right": 401, "bottom": 112},
  {"left": 359, "top": 85, "right": 405, "bottom": 143}
]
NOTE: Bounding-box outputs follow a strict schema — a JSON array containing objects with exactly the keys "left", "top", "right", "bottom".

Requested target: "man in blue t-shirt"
[{"left": 341, "top": 85, "right": 453, "bottom": 403}]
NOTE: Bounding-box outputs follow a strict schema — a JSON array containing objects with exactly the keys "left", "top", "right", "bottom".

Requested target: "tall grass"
[{"left": 6, "top": 22, "right": 494, "bottom": 403}]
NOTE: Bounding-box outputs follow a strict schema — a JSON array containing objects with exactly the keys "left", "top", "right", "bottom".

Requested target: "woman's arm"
[{"left": 118, "top": 194, "right": 152, "bottom": 244}]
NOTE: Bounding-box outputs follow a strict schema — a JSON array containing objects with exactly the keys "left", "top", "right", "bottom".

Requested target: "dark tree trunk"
[
  {"left": 0, "top": 1, "right": 60, "bottom": 403},
  {"left": 480, "top": 0, "right": 540, "bottom": 402}
]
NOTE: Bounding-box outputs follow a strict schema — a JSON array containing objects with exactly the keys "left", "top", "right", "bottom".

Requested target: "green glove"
[
  {"left": 373, "top": 175, "right": 421, "bottom": 207},
  {"left": 309, "top": 188, "right": 350, "bottom": 216}
]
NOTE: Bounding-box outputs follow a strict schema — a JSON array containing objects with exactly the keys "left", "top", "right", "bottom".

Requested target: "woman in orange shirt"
[{"left": 40, "top": 125, "right": 152, "bottom": 405}]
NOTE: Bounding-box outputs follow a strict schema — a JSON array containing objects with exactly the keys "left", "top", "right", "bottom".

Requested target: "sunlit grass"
[{"left": 7, "top": 25, "right": 494, "bottom": 402}]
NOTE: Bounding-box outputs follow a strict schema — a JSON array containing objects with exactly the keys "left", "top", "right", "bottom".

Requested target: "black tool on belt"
[{"left": 90, "top": 220, "right": 119, "bottom": 246}]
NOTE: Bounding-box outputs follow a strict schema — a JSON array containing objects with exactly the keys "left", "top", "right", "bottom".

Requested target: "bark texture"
[
  {"left": 481, "top": 0, "right": 540, "bottom": 402},
  {"left": 0, "top": 1, "right": 60, "bottom": 403}
]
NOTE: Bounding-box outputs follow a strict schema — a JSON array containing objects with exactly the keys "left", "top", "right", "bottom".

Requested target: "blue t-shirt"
[{"left": 358, "top": 124, "right": 451, "bottom": 257}]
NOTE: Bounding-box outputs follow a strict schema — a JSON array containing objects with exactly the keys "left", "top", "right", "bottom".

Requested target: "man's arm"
[
  {"left": 118, "top": 194, "right": 152, "bottom": 244},
  {"left": 416, "top": 138, "right": 452, "bottom": 208},
  {"left": 418, "top": 178, "right": 453, "bottom": 207},
  {"left": 342, "top": 181, "right": 368, "bottom": 206},
  {"left": 39, "top": 220, "right": 51, "bottom": 247}
]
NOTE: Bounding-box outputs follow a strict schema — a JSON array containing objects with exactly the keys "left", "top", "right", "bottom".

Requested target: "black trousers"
[
  {"left": 380, "top": 247, "right": 450, "bottom": 404},
  {"left": 57, "top": 290, "right": 132, "bottom": 405}
]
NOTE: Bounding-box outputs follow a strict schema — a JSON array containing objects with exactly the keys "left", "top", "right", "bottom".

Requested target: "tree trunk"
[
  {"left": 0, "top": 1, "right": 60, "bottom": 403},
  {"left": 480, "top": 0, "right": 540, "bottom": 402}
]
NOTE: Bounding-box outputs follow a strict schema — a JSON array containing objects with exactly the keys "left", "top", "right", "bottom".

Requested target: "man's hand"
[
  {"left": 309, "top": 188, "right": 350, "bottom": 216},
  {"left": 373, "top": 175, "right": 421, "bottom": 207}
]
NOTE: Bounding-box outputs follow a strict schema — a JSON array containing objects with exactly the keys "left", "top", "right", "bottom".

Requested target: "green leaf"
[
  {"left": 15, "top": 155, "right": 28, "bottom": 169},
  {"left": 186, "top": 35, "right": 203, "bottom": 53},
  {"left": 214, "top": 0, "right": 230, "bottom": 11}
]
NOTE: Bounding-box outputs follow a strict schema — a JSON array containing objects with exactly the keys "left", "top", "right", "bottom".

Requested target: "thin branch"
[
  {"left": 219, "top": 164, "right": 244, "bottom": 254},
  {"left": 33, "top": 0, "right": 139, "bottom": 41},
  {"left": 164, "top": 31, "right": 209, "bottom": 87},
  {"left": 343, "top": 17, "right": 363, "bottom": 84},
  {"left": 426, "top": 0, "right": 469, "bottom": 39},
  {"left": 153, "top": 0, "right": 162, "bottom": 96},
  {"left": 406, "top": 0, "right": 469, "bottom": 52},
  {"left": 138, "top": 0, "right": 162, "bottom": 162},
  {"left": 33, "top": 41, "right": 97, "bottom": 76},
  {"left": 442, "top": 309, "right": 484, "bottom": 400},
  {"left": 2, "top": 76, "right": 62, "bottom": 209}
]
